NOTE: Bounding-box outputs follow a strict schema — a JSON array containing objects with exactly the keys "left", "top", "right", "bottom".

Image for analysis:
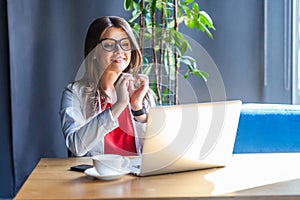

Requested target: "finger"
[
  {"left": 136, "top": 74, "right": 149, "bottom": 86},
  {"left": 128, "top": 79, "right": 135, "bottom": 95},
  {"left": 122, "top": 72, "right": 134, "bottom": 80},
  {"left": 120, "top": 76, "right": 131, "bottom": 90},
  {"left": 115, "top": 73, "right": 132, "bottom": 87}
]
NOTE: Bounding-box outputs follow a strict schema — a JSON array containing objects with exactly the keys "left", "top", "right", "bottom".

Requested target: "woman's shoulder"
[
  {"left": 67, "top": 79, "right": 90, "bottom": 89},
  {"left": 63, "top": 81, "right": 87, "bottom": 97},
  {"left": 64, "top": 81, "right": 84, "bottom": 89}
]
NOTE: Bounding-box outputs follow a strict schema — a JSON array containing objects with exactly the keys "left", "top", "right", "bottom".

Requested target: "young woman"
[{"left": 60, "top": 16, "right": 155, "bottom": 157}]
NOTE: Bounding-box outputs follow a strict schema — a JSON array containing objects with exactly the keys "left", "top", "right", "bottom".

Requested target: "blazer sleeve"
[
  {"left": 132, "top": 89, "right": 157, "bottom": 152},
  {"left": 59, "top": 83, "right": 118, "bottom": 156}
]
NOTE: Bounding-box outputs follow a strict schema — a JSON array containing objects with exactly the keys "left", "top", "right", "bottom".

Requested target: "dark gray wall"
[
  {"left": 0, "top": 0, "right": 14, "bottom": 198},
  {"left": 179, "top": 0, "right": 291, "bottom": 104},
  {"left": 3, "top": 0, "right": 131, "bottom": 198},
  {"left": 263, "top": 0, "right": 292, "bottom": 103}
]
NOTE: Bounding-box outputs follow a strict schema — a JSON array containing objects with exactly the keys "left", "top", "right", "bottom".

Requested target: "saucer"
[{"left": 84, "top": 167, "right": 130, "bottom": 180}]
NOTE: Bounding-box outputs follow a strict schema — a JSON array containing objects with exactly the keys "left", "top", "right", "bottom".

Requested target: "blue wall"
[{"left": 180, "top": 0, "right": 291, "bottom": 104}]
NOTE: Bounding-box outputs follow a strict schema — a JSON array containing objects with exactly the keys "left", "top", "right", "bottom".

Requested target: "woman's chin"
[{"left": 110, "top": 62, "right": 128, "bottom": 71}]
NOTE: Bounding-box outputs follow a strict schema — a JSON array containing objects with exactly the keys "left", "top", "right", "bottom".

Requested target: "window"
[{"left": 293, "top": 0, "right": 300, "bottom": 104}]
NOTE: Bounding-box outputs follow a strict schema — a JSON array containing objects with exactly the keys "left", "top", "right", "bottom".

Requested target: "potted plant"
[{"left": 124, "top": 0, "right": 215, "bottom": 105}]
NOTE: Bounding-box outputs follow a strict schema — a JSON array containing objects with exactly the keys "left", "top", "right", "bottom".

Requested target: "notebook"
[{"left": 130, "top": 100, "right": 242, "bottom": 176}]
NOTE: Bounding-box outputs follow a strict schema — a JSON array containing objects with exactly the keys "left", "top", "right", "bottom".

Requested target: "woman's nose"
[{"left": 114, "top": 43, "right": 123, "bottom": 53}]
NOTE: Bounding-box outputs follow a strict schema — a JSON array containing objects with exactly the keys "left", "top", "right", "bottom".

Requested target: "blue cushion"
[{"left": 233, "top": 104, "right": 300, "bottom": 153}]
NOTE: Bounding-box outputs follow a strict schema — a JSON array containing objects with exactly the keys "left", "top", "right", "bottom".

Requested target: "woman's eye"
[
  {"left": 104, "top": 43, "right": 114, "bottom": 49},
  {"left": 121, "top": 40, "right": 131, "bottom": 50}
]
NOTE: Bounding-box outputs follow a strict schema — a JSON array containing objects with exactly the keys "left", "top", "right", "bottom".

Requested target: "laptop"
[{"left": 130, "top": 100, "right": 242, "bottom": 176}]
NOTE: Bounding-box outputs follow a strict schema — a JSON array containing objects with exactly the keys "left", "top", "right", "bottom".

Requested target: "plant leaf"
[
  {"left": 181, "top": 0, "right": 194, "bottom": 5},
  {"left": 190, "top": 69, "right": 209, "bottom": 81},
  {"left": 184, "top": 71, "right": 189, "bottom": 79},
  {"left": 192, "top": 2, "right": 199, "bottom": 12},
  {"left": 184, "top": 18, "right": 195, "bottom": 28},
  {"left": 182, "top": 5, "right": 191, "bottom": 16},
  {"left": 179, "top": 41, "right": 188, "bottom": 55},
  {"left": 129, "top": 10, "right": 142, "bottom": 23},
  {"left": 200, "top": 11, "right": 214, "bottom": 28},
  {"left": 179, "top": 57, "right": 193, "bottom": 66},
  {"left": 149, "top": 82, "right": 159, "bottom": 98},
  {"left": 124, "top": 0, "right": 133, "bottom": 11},
  {"left": 181, "top": 55, "right": 196, "bottom": 62},
  {"left": 162, "top": 88, "right": 170, "bottom": 105},
  {"left": 196, "top": 21, "right": 213, "bottom": 39},
  {"left": 142, "top": 63, "right": 153, "bottom": 75}
]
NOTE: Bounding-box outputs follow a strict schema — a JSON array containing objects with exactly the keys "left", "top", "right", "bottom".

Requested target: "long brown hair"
[{"left": 79, "top": 16, "right": 142, "bottom": 118}]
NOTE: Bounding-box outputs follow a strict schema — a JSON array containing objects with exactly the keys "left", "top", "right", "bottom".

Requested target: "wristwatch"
[{"left": 131, "top": 107, "right": 146, "bottom": 116}]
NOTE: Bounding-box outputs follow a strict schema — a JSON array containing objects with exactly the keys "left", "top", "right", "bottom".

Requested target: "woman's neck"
[{"left": 99, "top": 71, "right": 120, "bottom": 103}]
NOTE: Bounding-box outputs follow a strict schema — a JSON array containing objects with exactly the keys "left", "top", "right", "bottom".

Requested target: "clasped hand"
[{"left": 114, "top": 73, "right": 149, "bottom": 110}]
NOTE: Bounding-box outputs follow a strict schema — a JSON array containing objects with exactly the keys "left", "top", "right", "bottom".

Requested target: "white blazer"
[{"left": 59, "top": 82, "right": 155, "bottom": 156}]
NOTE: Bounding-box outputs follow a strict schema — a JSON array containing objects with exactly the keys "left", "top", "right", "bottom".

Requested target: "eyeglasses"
[{"left": 98, "top": 38, "right": 132, "bottom": 52}]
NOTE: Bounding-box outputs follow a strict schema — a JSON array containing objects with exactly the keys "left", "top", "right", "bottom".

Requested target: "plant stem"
[
  {"left": 139, "top": 0, "right": 145, "bottom": 72},
  {"left": 168, "top": 46, "right": 172, "bottom": 105},
  {"left": 174, "top": 0, "right": 179, "bottom": 105},
  {"left": 159, "top": 1, "right": 165, "bottom": 101},
  {"left": 152, "top": 11, "right": 161, "bottom": 104}
]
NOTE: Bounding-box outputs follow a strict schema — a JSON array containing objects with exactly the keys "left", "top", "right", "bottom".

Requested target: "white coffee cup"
[{"left": 92, "top": 154, "right": 130, "bottom": 175}]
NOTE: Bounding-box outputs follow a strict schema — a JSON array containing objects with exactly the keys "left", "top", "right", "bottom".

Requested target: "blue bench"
[{"left": 233, "top": 104, "right": 300, "bottom": 153}]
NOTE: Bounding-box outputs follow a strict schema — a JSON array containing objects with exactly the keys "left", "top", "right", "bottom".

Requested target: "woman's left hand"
[{"left": 129, "top": 74, "right": 149, "bottom": 110}]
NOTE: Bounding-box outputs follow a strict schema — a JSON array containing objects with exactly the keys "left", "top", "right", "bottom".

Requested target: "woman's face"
[{"left": 95, "top": 27, "right": 132, "bottom": 74}]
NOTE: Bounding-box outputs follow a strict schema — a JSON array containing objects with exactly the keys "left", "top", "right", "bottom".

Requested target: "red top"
[{"left": 102, "top": 102, "right": 137, "bottom": 156}]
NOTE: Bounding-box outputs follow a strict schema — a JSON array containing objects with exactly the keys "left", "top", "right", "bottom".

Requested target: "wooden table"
[{"left": 15, "top": 153, "right": 300, "bottom": 199}]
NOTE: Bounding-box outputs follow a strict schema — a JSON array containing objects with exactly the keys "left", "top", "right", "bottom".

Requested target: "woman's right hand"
[
  {"left": 110, "top": 73, "right": 133, "bottom": 120},
  {"left": 115, "top": 73, "right": 134, "bottom": 105}
]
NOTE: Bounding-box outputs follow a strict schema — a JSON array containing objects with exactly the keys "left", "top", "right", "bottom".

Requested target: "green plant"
[{"left": 124, "top": 0, "right": 215, "bottom": 105}]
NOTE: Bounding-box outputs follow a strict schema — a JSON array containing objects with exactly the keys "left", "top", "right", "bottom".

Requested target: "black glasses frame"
[{"left": 98, "top": 38, "right": 132, "bottom": 52}]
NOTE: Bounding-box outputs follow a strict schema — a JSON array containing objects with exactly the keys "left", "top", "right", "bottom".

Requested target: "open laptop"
[{"left": 130, "top": 100, "right": 242, "bottom": 176}]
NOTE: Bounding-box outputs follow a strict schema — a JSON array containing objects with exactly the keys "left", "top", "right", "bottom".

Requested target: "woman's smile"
[{"left": 112, "top": 56, "right": 126, "bottom": 64}]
